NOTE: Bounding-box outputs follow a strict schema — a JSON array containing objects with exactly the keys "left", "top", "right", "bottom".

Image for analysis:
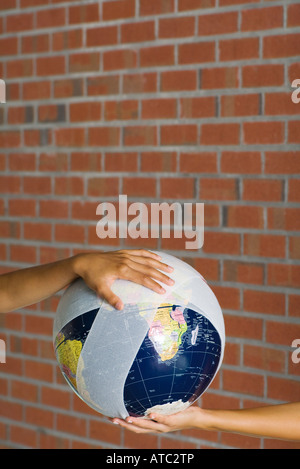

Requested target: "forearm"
[
  {"left": 0, "top": 255, "right": 81, "bottom": 313},
  {"left": 202, "top": 403, "right": 300, "bottom": 441}
]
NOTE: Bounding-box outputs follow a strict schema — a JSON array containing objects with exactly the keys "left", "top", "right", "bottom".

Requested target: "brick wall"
[{"left": 0, "top": 0, "right": 300, "bottom": 450}]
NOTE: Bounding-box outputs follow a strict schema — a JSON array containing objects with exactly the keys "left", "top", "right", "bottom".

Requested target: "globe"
[{"left": 53, "top": 251, "right": 225, "bottom": 419}]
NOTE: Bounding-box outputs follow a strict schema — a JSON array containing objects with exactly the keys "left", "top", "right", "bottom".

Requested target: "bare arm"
[
  {"left": 112, "top": 402, "right": 300, "bottom": 442},
  {"left": 0, "top": 249, "right": 174, "bottom": 313}
]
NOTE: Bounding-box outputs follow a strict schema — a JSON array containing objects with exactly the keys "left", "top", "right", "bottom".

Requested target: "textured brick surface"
[{"left": 0, "top": 0, "right": 299, "bottom": 450}]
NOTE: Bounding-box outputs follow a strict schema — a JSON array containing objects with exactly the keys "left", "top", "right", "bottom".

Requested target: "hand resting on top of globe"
[{"left": 0, "top": 249, "right": 174, "bottom": 314}]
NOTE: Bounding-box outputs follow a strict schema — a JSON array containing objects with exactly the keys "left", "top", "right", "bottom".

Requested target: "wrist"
[{"left": 70, "top": 253, "right": 87, "bottom": 279}]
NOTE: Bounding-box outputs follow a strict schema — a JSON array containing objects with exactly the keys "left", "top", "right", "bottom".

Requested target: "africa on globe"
[{"left": 53, "top": 251, "right": 225, "bottom": 419}]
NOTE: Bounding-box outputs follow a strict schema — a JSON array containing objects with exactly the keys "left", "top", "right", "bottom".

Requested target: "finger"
[
  {"left": 122, "top": 249, "right": 162, "bottom": 260},
  {"left": 96, "top": 284, "right": 123, "bottom": 310},
  {"left": 119, "top": 267, "right": 167, "bottom": 294},
  {"left": 125, "top": 259, "right": 175, "bottom": 286},
  {"left": 127, "top": 255, "right": 174, "bottom": 273},
  {"left": 126, "top": 416, "right": 169, "bottom": 433}
]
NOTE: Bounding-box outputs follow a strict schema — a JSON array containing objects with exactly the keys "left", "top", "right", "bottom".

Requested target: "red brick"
[
  {"left": 89, "top": 126, "right": 121, "bottom": 147},
  {"left": 23, "top": 176, "right": 51, "bottom": 195},
  {"left": 55, "top": 224, "right": 85, "bottom": 244},
  {"left": 54, "top": 78, "right": 83, "bottom": 98},
  {"left": 142, "top": 98, "right": 177, "bottom": 119},
  {"left": 226, "top": 206, "right": 264, "bottom": 229},
  {"left": 140, "top": 45, "right": 175, "bottom": 67},
  {"left": 268, "top": 264, "right": 300, "bottom": 288},
  {"left": 244, "top": 234, "right": 286, "bottom": 259},
  {"left": 6, "top": 12, "right": 33, "bottom": 32},
  {"left": 22, "top": 34, "right": 49, "bottom": 54},
  {"left": 223, "top": 260, "right": 264, "bottom": 285},
  {"left": 52, "top": 29, "right": 83, "bottom": 51},
  {"left": 265, "top": 152, "right": 300, "bottom": 174},
  {"left": 140, "top": 0, "right": 174, "bottom": 16},
  {"left": 123, "top": 73, "right": 156, "bottom": 94},
  {"left": 265, "top": 92, "right": 300, "bottom": 115},
  {"left": 242, "top": 64, "right": 284, "bottom": 87},
  {"left": 243, "top": 179, "right": 283, "bottom": 202},
  {"left": 201, "top": 123, "right": 240, "bottom": 145},
  {"left": 105, "top": 100, "right": 138, "bottom": 121},
  {"left": 221, "top": 151, "right": 261, "bottom": 174},
  {"left": 244, "top": 345, "right": 286, "bottom": 373},
  {"left": 178, "top": 42, "right": 215, "bottom": 64},
  {"left": 212, "top": 286, "right": 240, "bottom": 310},
  {"left": 103, "top": 49, "right": 137, "bottom": 71},
  {"left": 198, "top": 11, "right": 238, "bottom": 35},
  {"left": 70, "top": 102, "right": 101, "bottom": 122},
  {"left": 223, "top": 370, "right": 264, "bottom": 396},
  {"left": 102, "top": 0, "right": 135, "bottom": 20},
  {"left": 10, "top": 245, "right": 37, "bottom": 264},
  {"left": 180, "top": 97, "right": 216, "bottom": 118},
  {"left": 122, "top": 21, "right": 155, "bottom": 43},
  {"left": 244, "top": 290, "right": 285, "bottom": 315},
  {"left": 0, "top": 175, "right": 21, "bottom": 193},
  {"left": 0, "top": 0, "right": 17, "bottom": 9},
  {"left": 203, "top": 231, "right": 240, "bottom": 255},
  {"left": 268, "top": 207, "right": 300, "bottom": 231},
  {"left": 161, "top": 70, "right": 197, "bottom": 91},
  {"left": 159, "top": 16, "right": 195, "bottom": 38},
  {"left": 10, "top": 425, "right": 37, "bottom": 448},
  {"left": 180, "top": 152, "right": 217, "bottom": 173},
  {"left": 37, "top": 56, "right": 65, "bottom": 76},
  {"left": 289, "top": 180, "right": 300, "bottom": 203},
  {"left": 24, "top": 222, "right": 52, "bottom": 242},
  {"left": 9, "top": 199, "right": 36, "bottom": 217},
  {"left": 160, "top": 177, "right": 195, "bottom": 199},
  {"left": 89, "top": 419, "right": 121, "bottom": 445},
  {"left": 87, "top": 177, "right": 119, "bottom": 197},
  {"left": 200, "top": 178, "right": 237, "bottom": 200},
  {"left": 70, "top": 152, "right": 102, "bottom": 172},
  {"left": 57, "top": 414, "right": 87, "bottom": 437},
  {"left": 7, "top": 59, "right": 33, "bottom": 78},
  {"left": 243, "top": 121, "right": 284, "bottom": 144},
  {"left": 264, "top": 33, "right": 300, "bottom": 58},
  {"left": 40, "top": 200, "right": 69, "bottom": 219},
  {"left": 267, "top": 377, "right": 300, "bottom": 402},
  {"left": 69, "top": 3, "right": 100, "bottom": 24},
  {"left": 39, "top": 152, "right": 68, "bottom": 171},
  {"left": 221, "top": 94, "right": 260, "bottom": 117},
  {"left": 287, "top": 3, "right": 300, "bottom": 27},
  {"left": 87, "top": 25, "right": 118, "bottom": 47},
  {"left": 288, "top": 121, "right": 300, "bottom": 143},
  {"left": 220, "top": 37, "right": 259, "bottom": 61},
  {"left": 0, "top": 37, "right": 18, "bottom": 56},
  {"left": 23, "top": 81, "right": 51, "bottom": 100},
  {"left": 36, "top": 7, "right": 65, "bottom": 28},
  {"left": 241, "top": 6, "right": 282, "bottom": 31},
  {"left": 123, "top": 126, "right": 156, "bottom": 146},
  {"left": 69, "top": 52, "right": 100, "bottom": 73},
  {"left": 266, "top": 321, "right": 300, "bottom": 346},
  {"left": 122, "top": 177, "right": 156, "bottom": 197},
  {"left": 289, "top": 237, "right": 300, "bottom": 260},
  {"left": 289, "top": 294, "right": 300, "bottom": 317},
  {"left": 161, "top": 125, "right": 198, "bottom": 146},
  {"left": 202, "top": 66, "right": 239, "bottom": 89},
  {"left": 55, "top": 127, "right": 85, "bottom": 147},
  {"left": 225, "top": 315, "right": 263, "bottom": 340},
  {"left": 141, "top": 152, "right": 177, "bottom": 173}
]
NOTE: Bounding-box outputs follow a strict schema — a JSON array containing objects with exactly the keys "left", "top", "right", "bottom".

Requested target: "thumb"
[{"left": 96, "top": 284, "right": 123, "bottom": 310}]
